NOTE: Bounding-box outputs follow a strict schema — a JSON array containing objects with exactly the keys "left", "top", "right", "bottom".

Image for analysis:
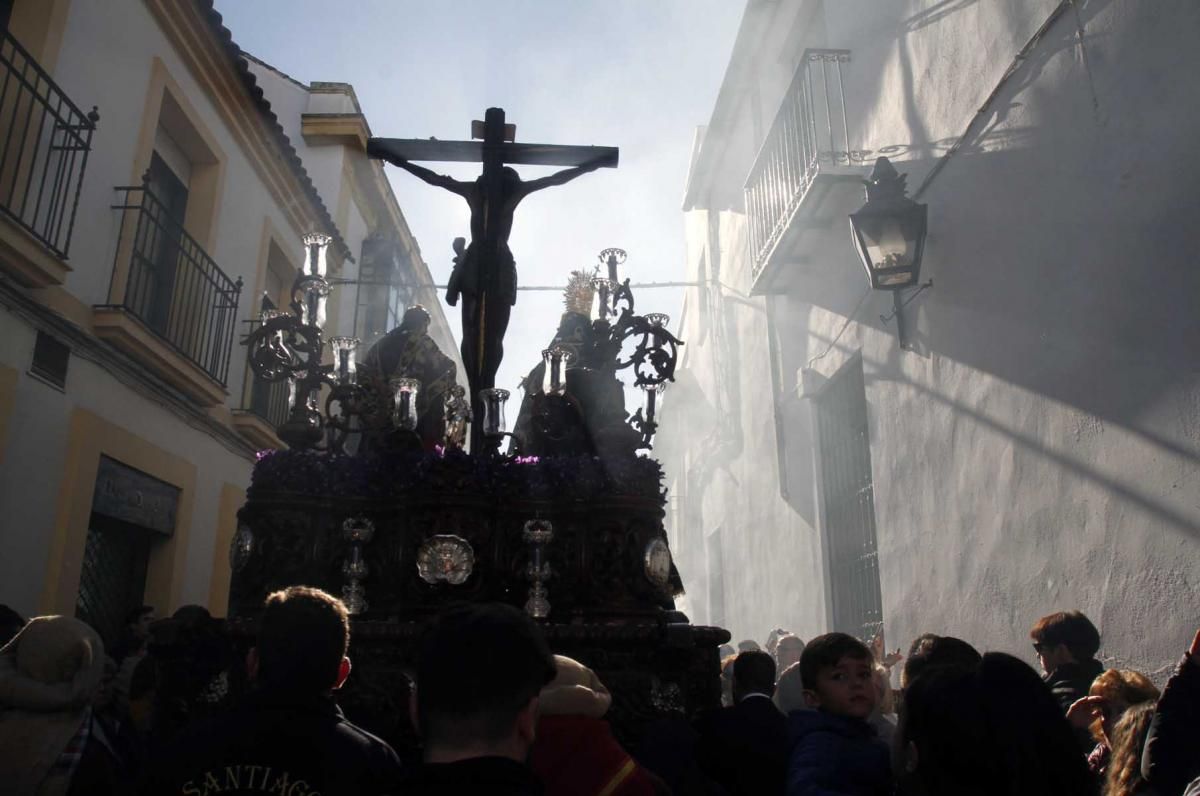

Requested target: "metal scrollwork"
[{"left": 612, "top": 311, "right": 681, "bottom": 389}]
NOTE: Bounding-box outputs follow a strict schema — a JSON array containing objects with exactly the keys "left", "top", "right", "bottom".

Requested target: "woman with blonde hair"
[
  {"left": 1102, "top": 702, "right": 1156, "bottom": 796},
  {"left": 1067, "top": 669, "right": 1160, "bottom": 778}
]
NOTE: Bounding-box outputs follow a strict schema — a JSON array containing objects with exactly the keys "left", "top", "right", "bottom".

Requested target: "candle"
[{"left": 390, "top": 377, "right": 421, "bottom": 430}]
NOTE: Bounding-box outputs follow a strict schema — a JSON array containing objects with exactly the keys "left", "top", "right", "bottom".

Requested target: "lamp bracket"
[{"left": 880, "top": 279, "right": 933, "bottom": 325}]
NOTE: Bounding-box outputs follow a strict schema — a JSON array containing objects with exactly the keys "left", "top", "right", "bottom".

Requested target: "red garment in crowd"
[{"left": 531, "top": 714, "right": 657, "bottom": 796}]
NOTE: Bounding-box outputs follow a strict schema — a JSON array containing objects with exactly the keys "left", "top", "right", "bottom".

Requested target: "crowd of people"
[{"left": 0, "top": 596, "right": 1195, "bottom": 795}]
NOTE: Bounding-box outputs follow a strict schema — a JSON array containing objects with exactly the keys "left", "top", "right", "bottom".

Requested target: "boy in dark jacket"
[{"left": 786, "top": 633, "right": 891, "bottom": 796}]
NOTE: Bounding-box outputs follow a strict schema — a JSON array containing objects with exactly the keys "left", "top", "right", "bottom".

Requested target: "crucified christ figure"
[{"left": 378, "top": 155, "right": 606, "bottom": 430}]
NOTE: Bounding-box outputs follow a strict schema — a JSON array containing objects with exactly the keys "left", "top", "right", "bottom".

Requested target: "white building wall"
[
  {"left": 672, "top": 0, "right": 1200, "bottom": 676},
  {"left": 0, "top": 0, "right": 369, "bottom": 619}
]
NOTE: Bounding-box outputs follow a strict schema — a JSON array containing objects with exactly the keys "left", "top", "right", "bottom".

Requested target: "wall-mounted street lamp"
[{"left": 849, "top": 156, "right": 931, "bottom": 348}]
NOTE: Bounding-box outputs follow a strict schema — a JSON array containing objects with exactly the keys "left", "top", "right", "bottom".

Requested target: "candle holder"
[
  {"left": 523, "top": 519, "right": 554, "bottom": 619},
  {"left": 644, "top": 313, "right": 670, "bottom": 328},
  {"left": 390, "top": 377, "right": 421, "bottom": 431},
  {"left": 480, "top": 388, "right": 510, "bottom": 440},
  {"left": 341, "top": 516, "right": 375, "bottom": 615},
  {"left": 591, "top": 277, "right": 616, "bottom": 320},
  {"left": 541, "top": 347, "right": 573, "bottom": 395},
  {"left": 598, "top": 248, "right": 626, "bottom": 318},
  {"left": 328, "top": 337, "right": 359, "bottom": 385},
  {"left": 631, "top": 382, "right": 666, "bottom": 449},
  {"left": 244, "top": 232, "right": 339, "bottom": 449}
]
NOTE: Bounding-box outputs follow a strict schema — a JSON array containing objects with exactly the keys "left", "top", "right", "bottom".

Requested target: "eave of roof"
[{"left": 197, "top": 1, "right": 354, "bottom": 262}]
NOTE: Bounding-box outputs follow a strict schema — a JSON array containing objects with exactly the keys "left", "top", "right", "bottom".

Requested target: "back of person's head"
[
  {"left": 0, "top": 604, "right": 24, "bottom": 648},
  {"left": 1030, "top": 611, "right": 1100, "bottom": 661},
  {"left": 1102, "top": 702, "right": 1155, "bottom": 796},
  {"left": 907, "top": 632, "right": 939, "bottom": 658},
  {"left": 172, "top": 604, "right": 212, "bottom": 626},
  {"left": 1088, "top": 668, "right": 1159, "bottom": 707},
  {"left": 774, "top": 662, "right": 807, "bottom": 713},
  {"left": 775, "top": 634, "right": 805, "bottom": 671},
  {"left": 416, "top": 602, "right": 555, "bottom": 752},
  {"left": 732, "top": 649, "right": 775, "bottom": 700},
  {"left": 1088, "top": 669, "right": 1159, "bottom": 743},
  {"left": 737, "top": 639, "right": 761, "bottom": 653},
  {"left": 123, "top": 605, "right": 154, "bottom": 628},
  {"left": 899, "top": 652, "right": 1092, "bottom": 796},
  {"left": 799, "top": 632, "right": 872, "bottom": 690},
  {"left": 764, "top": 628, "right": 788, "bottom": 658},
  {"left": 255, "top": 586, "right": 349, "bottom": 694},
  {"left": 901, "top": 634, "right": 982, "bottom": 687},
  {"left": 538, "top": 655, "right": 611, "bottom": 719}
]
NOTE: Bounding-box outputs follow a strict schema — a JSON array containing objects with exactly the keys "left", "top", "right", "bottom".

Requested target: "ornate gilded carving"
[{"left": 416, "top": 535, "right": 475, "bottom": 585}]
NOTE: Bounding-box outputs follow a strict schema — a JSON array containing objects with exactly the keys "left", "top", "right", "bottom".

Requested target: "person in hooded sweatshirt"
[
  {"left": 786, "top": 633, "right": 891, "bottom": 796},
  {"left": 530, "top": 655, "right": 661, "bottom": 795}
]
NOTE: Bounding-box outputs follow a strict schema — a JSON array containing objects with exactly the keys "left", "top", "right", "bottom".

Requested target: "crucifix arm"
[
  {"left": 378, "top": 154, "right": 471, "bottom": 197},
  {"left": 518, "top": 155, "right": 609, "bottom": 196}
]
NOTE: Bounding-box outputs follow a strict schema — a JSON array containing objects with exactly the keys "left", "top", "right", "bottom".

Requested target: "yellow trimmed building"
[{"left": 0, "top": 0, "right": 458, "bottom": 642}]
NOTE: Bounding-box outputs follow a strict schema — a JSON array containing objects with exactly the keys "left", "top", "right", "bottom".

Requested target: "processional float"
[{"left": 229, "top": 108, "right": 728, "bottom": 756}]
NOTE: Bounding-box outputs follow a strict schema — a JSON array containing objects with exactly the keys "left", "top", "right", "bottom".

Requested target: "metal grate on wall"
[
  {"left": 814, "top": 356, "right": 884, "bottom": 643},
  {"left": 29, "top": 330, "right": 69, "bottom": 389},
  {"left": 75, "top": 516, "right": 153, "bottom": 649}
]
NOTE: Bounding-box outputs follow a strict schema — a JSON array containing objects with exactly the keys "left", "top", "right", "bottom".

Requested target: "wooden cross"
[{"left": 368, "top": 107, "right": 618, "bottom": 452}]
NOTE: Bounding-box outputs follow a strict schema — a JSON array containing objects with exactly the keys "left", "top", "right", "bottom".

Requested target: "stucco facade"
[
  {"left": 662, "top": 0, "right": 1200, "bottom": 679},
  {"left": 0, "top": 0, "right": 458, "bottom": 632}
]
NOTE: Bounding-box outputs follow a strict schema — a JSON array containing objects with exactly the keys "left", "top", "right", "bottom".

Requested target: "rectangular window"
[
  {"left": 29, "top": 329, "right": 69, "bottom": 389},
  {"left": 814, "top": 355, "right": 883, "bottom": 641}
]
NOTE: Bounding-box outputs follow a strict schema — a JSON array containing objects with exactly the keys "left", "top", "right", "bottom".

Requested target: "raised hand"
[{"left": 1066, "top": 695, "right": 1105, "bottom": 729}]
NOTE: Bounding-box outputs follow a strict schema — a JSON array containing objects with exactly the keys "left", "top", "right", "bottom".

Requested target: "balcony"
[
  {"left": 746, "top": 49, "right": 861, "bottom": 294},
  {"left": 0, "top": 28, "right": 98, "bottom": 286},
  {"left": 232, "top": 363, "right": 289, "bottom": 450},
  {"left": 95, "top": 184, "right": 241, "bottom": 406}
]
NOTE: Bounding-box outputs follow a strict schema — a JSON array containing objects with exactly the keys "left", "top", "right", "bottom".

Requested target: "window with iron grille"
[
  {"left": 29, "top": 330, "right": 69, "bottom": 389},
  {"left": 814, "top": 356, "right": 883, "bottom": 642},
  {"left": 75, "top": 456, "right": 179, "bottom": 648},
  {"left": 75, "top": 515, "right": 154, "bottom": 649}
]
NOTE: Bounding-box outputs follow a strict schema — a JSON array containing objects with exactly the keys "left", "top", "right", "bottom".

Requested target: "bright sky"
[{"left": 214, "top": 0, "right": 743, "bottom": 398}]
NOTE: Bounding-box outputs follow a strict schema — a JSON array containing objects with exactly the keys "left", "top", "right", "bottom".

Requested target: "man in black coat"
[
  {"left": 400, "top": 602, "right": 558, "bottom": 796},
  {"left": 1030, "top": 610, "right": 1105, "bottom": 753},
  {"left": 141, "top": 586, "right": 403, "bottom": 796},
  {"left": 695, "top": 649, "right": 789, "bottom": 794}
]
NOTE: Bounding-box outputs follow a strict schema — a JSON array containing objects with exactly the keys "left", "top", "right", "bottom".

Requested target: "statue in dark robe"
[{"left": 360, "top": 305, "right": 458, "bottom": 452}]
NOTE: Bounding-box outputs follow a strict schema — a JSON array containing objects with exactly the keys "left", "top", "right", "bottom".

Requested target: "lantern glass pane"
[{"left": 858, "top": 217, "right": 917, "bottom": 271}]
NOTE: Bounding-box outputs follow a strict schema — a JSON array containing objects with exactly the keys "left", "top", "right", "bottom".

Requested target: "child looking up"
[{"left": 786, "top": 633, "right": 891, "bottom": 796}]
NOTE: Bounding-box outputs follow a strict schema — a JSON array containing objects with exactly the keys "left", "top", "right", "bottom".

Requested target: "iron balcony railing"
[
  {"left": 108, "top": 183, "right": 242, "bottom": 386},
  {"left": 745, "top": 49, "right": 853, "bottom": 279},
  {"left": 0, "top": 28, "right": 98, "bottom": 258},
  {"left": 244, "top": 364, "right": 290, "bottom": 430}
]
